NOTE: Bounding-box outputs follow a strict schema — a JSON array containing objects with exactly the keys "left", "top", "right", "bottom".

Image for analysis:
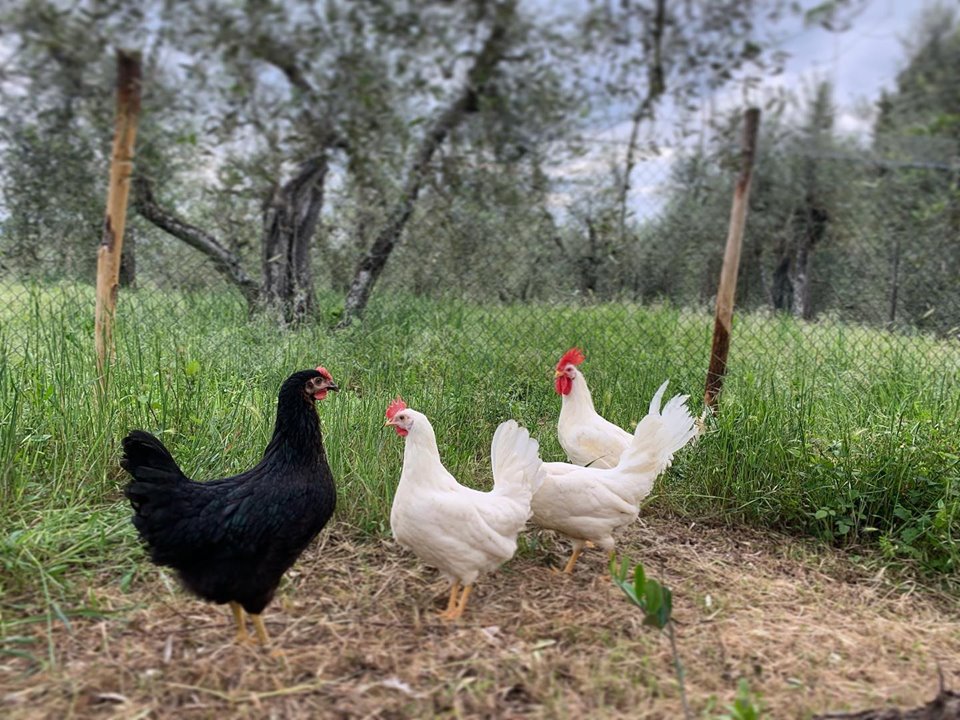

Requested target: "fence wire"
[{"left": 1, "top": 133, "right": 958, "bottom": 393}]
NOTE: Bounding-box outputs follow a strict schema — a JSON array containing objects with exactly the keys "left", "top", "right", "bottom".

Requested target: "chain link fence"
[{"left": 1, "top": 130, "right": 959, "bottom": 392}]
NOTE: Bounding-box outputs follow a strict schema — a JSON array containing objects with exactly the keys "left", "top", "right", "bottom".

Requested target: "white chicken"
[
  {"left": 554, "top": 347, "right": 632, "bottom": 469},
  {"left": 532, "top": 381, "right": 697, "bottom": 574},
  {"left": 385, "top": 398, "right": 545, "bottom": 620}
]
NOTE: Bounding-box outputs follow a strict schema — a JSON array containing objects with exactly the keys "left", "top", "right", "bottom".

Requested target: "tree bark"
[
  {"left": 260, "top": 155, "right": 329, "bottom": 324},
  {"left": 337, "top": 1, "right": 517, "bottom": 329},
  {"left": 793, "top": 196, "right": 829, "bottom": 320},
  {"left": 771, "top": 235, "right": 794, "bottom": 312},
  {"left": 887, "top": 230, "right": 901, "bottom": 325},
  {"left": 578, "top": 215, "right": 602, "bottom": 296},
  {"left": 133, "top": 175, "right": 259, "bottom": 308},
  {"left": 118, "top": 230, "right": 136, "bottom": 287}
]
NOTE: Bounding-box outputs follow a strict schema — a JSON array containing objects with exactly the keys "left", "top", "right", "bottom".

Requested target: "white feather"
[
  {"left": 390, "top": 412, "right": 542, "bottom": 586},
  {"left": 533, "top": 381, "right": 698, "bottom": 551}
]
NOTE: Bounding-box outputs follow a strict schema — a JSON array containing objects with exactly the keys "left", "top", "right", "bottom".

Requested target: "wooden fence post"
[
  {"left": 95, "top": 50, "right": 142, "bottom": 388},
  {"left": 704, "top": 107, "right": 760, "bottom": 410}
]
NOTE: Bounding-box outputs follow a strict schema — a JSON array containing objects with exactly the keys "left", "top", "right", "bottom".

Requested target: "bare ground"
[{"left": 2, "top": 513, "right": 958, "bottom": 719}]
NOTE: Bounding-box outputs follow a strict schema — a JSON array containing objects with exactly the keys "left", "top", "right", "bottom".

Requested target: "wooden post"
[
  {"left": 704, "top": 107, "right": 760, "bottom": 410},
  {"left": 95, "top": 50, "right": 141, "bottom": 387}
]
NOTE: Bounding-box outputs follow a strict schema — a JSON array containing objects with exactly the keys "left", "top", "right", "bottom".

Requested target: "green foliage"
[
  {"left": 720, "top": 679, "right": 765, "bottom": 720},
  {"left": 610, "top": 557, "right": 690, "bottom": 718},
  {"left": 0, "top": 283, "right": 958, "bottom": 607},
  {"left": 610, "top": 558, "right": 673, "bottom": 630}
]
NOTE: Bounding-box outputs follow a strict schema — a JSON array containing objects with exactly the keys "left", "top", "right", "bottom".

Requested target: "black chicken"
[{"left": 121, "top": 367, "right": 339, "bottom": 650}]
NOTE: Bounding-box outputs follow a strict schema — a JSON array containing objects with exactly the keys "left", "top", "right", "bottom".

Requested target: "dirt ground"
[{"left": 2, "top": 513, "right": 958, "bottom": 719}]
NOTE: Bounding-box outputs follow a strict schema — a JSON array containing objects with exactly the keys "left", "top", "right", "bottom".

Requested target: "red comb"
[
  {"left": 556, "top": 347, "right": 585, "bottom": 370},
  {"left": 385, "top": 397, "right": 407, "bottom": 420},
  {"left": 316, "top": 366, "right": 332, "bottom": 380}
]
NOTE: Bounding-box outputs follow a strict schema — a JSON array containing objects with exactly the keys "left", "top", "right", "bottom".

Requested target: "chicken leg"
[
  {"left": 251, "top": 614, "right": 271, "bottom": 645},
  {"left": 562, "top": 540, "right": 587, "bottom": 574},
  {"left": 230, "top": 602, "right": 251, "bottom": 644},
  {"left": 250, "top": 614, "right": 285, "bottom": 658},
  {"left": 444, "top": 584, "right": 473, "bottom": 621},
  {"left": 438, "top": 581, "right": 461, "bottom": 620}
]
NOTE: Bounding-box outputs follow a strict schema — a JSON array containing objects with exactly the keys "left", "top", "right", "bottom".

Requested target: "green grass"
[{"left": 1, "top": 280, "right": 958, "bottom": 618}]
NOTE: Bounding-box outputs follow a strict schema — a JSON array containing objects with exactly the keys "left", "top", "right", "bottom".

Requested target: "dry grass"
[{"left": 2, "top": 513, "right": 958, "bottom": 719}]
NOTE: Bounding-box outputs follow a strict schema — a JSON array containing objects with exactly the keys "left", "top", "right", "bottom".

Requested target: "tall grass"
[{"left": 1, "top": 281, "right": 958, "bottom": 609}]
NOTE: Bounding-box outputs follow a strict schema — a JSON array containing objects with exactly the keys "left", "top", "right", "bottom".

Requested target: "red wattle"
[
  {"left": 395, "top": 427, "right": 409, "bottom": 437},
  {"left": 555, "top": 376, "right": 572, "bottom": 395}
]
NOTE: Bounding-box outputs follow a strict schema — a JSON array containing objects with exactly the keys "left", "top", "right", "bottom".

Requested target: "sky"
[
  {"left": 756, "top": 0, "right": 917, "bottom": 136},
  {"left": 549, "top": 0, "right": 929, "bottom": 218}
]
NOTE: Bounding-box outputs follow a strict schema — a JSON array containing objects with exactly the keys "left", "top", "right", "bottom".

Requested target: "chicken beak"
[
  {"left": 384, "top": 419, "right": 394, "bottom": 427},
  {"left": 554, "top": 369, "right": 563, "bottom": 378},
  {"left": 325, "top": 381, "right": 339, "bottom": 392}
]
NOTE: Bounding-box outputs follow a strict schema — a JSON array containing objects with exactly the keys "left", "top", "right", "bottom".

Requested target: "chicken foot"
[
  {"left": 443, "top": 584, "right": 473, "bottom": 621},
  {"left": 230, "top": 602, "right": 251, "bottom": 644},
  {"left": 251, "top": 614, "right": 271, "bottom": 644},
  {"left": 562, "top": 540, "right": 587, "bottom": 574},
  {"left": 438, "top": 581, "right": 461, "bottom": 619}
]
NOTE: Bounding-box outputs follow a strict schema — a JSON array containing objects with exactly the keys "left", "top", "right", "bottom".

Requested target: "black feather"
[{"left": 121, "top": 369, "right": 337, "bottom": 615}]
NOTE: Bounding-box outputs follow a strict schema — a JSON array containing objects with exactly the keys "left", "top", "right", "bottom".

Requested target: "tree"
[{"left": 338, "top": 0, "right": 520, "bottom": 327}]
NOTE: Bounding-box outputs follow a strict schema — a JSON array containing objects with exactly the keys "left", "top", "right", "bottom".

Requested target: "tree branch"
[
  {"left": 618, "top": 0, "right": 668, "bottom": 243},
  {"left": 132, "top": 175, "right": 259, "bottom": 307},
  {"left": 337, "top": 0, "right": 517, "bottom": 328}
]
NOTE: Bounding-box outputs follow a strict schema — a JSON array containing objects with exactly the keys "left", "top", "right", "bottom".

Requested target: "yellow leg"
[
  {"left": 446, "top": 584, "right": 472, "bottom": 620},
  {"left": 438, "top": 581, "right": 461, "bottom": 619},
  {"left": 563, "top": 544, "right": 584, "bottom": 574},
  {"left": 601, "top": 549, "right": 617, "bottom": 581},
  {"left": 230, "top": 602, "right": 250, "bottom": 644},
  {"left": 251, "top": 613, "right": 271, "bottom": 645}
]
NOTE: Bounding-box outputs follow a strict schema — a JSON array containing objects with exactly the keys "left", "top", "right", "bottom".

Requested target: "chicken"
[
  {"left": 121, "top": 367, "right": 339, "bottom": 651},
  {"left": 554, "top": 347, "right": 632, "bottom": 469},
  {"left": 385, "top": 398, "right": 544, "bottom": 620},
  {"left": 532, "top": 380, "right": 697, "bottom": 574}
]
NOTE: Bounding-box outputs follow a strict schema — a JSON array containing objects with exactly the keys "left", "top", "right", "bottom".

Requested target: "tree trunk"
[
  {"left": 793, "top": 200, "right": 829, "bottom": 320},
  {"left": 888, "top": 230, "right": 901, "bottom": 325},
  {"left": 772, "top": 236, "right": 794, "bottom": 312},
  {"left": 260, "top": 155, "right": 328, "bottom": 325},
  {"left": 617, "top": 0, "right": 667, "bottom": 244},
  {"left": 794, "top": 235, "right": 812, "bottom": 319},
  {"left": 119, "top": 230, "right": 136, "bottom": 287},
  {"left": 133, "top": 175, "right": 259, "bottom": 309},
  {"left": 578, "top": 215, "right": 602, "bottom": 296},
  {"left": 337, "top": 1, "right": 516, "bottom": 329}
]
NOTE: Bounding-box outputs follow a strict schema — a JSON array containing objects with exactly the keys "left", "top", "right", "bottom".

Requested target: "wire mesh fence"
[{"left": 1, "top": 130, "right": 958, "bottom": 393}]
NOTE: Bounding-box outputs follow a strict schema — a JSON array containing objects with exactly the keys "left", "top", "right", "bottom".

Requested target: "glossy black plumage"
[{"left": 122, "top": 369, "right": 337, "bottom": 615}]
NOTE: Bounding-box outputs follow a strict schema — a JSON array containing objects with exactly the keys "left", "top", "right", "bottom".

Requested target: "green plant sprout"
[{"left": 610, "top": 557, "right": 690, "bottom": 719}]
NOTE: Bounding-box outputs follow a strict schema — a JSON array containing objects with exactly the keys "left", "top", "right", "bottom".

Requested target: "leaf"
[
  {"left": 893, "top": 505, "right": 912, "bottom": 521},
  {"left": 632, "top": 563, "right": 647, "bottom": 600},
  {"left": 642, "top": 579, "right": 672, "bottom": 629},
  {"left": 814, "top": 508, "right": 829, "bottom": 520}
]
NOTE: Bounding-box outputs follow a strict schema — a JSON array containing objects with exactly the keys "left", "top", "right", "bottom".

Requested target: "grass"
[{"left": 1, "top": 279, "right": 959, "bottom": 617}]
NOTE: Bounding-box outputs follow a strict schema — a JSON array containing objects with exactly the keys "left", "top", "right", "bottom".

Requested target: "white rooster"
[
  {"left": 532, "top": 381, "right": 697, "bottom": 574},
  {"left": 385, "top": 398, "right": 545, "bottom": 620},
  {"left": 554, "top": 347, "right": 632, "bottom": 469}
]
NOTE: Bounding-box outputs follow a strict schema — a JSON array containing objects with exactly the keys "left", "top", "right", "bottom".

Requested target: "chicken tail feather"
[
  {"left": 121, "top": 430, "right": 188, "bottom": 514},
  {"left": 615, "top": 381, "right": 698, "bottom": 489},
  {"left": 490, "top": 420, "right": 545, "bottom": 506}
]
